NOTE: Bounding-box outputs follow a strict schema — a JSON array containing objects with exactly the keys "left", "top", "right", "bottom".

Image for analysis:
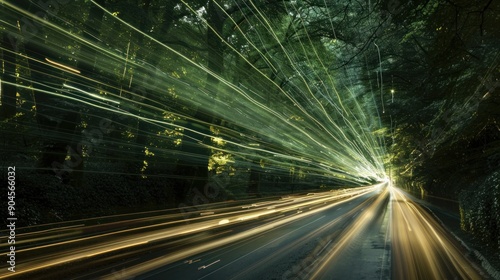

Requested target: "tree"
[{"left": 0, "top": 15, "right": 17, "bottom": 120}]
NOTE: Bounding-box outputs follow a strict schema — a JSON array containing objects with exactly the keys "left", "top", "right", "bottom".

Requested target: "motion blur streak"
[
  {"left": 310, "top": 185, "right": 390, "bottom": 279},
  {"left": 100, "top": 185, "right": 381, "bottom": 279},
  {"left": 0, "top": 183, "right": 485, "bottom": 279},
  {"left": 390, "top": 186, "right": 483, "bottom": 279},
  {"left": 0, "top": 186, "right": 378, "bottom": 279}
]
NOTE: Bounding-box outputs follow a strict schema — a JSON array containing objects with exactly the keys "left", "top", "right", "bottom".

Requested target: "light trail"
[
  {"left": 7, "top": 2, "right": 481, "bottom": 277},
  {"left": 0, "top": 186, "right": 379, "bottom": 279},
  {"left": 389, "top": 186, "right": 483, "bottom": 279},
  {"left": 309, "top": 185, "right": 390, "bottom": 279},
  {"left": 0, "top": 0, "right": 387, "bottom": 184}
]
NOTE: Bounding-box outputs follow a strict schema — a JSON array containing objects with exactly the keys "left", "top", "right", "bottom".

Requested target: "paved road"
[
  {"left": 137, "top": 186, "right": 391, "bottom": 280},
  {"left": 390, "top": 186, "right": 483, "bottom": 279},
  {"left": 135, "top": 185, "right": 484, "bottom": 280},
  {"left": 1, "top": 184, "right": 486, "bottom": 279}
]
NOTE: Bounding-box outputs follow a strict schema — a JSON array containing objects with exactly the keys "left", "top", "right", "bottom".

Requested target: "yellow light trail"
[
  {"left": 389, "top": 186, "right": 483, "bottom": 279},
  {"left": 0, "top": 186, "right": 379, "bottom": 279}
]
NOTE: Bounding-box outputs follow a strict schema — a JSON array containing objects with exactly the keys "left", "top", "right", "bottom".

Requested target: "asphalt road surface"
[{"left": 0, "top": 184, "right": 486, "bottom": 279}]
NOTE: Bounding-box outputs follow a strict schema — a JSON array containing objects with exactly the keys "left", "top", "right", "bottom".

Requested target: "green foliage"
[
  {"left": 459, "top": 171, "right": 500, "bottom": 254},
  {"left": 382, "top": 2, "right": 499, "bottom": 261}
]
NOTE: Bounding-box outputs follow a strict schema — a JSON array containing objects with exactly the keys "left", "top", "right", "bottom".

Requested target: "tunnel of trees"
[{"left": 1, "top": 0, "right": 499, "bottom": 261}]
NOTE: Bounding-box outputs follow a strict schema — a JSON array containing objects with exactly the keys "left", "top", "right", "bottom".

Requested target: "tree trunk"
[
  {"left": 0, "top": 30, "right": 17, "bottom": 120},
  {"left": 173, "top": 1, "right": 226, "bottom": 203},
  {"left": 77, "top": 0, "right": 105, "bottom": 78},
  {"left": 15, "top": 2, "right": 82, "bottom": 184},
  {"left": 60, "top": 0, "right": 107, "bottom": 187},
  {"left": 173, "top": 118, "right": 212, "bottom": 202},
  {"left": 247, "top": 158, "right": 261, "bottom": 197},
  {"left": 129, "top": 0, "right": 163, "bottom": 176},
  {"left": 206, "top": 0, "right": 225, "bottom": 92}
]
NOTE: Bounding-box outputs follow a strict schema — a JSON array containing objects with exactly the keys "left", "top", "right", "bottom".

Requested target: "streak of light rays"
[
  {"left": 98, "top": 186, "right": 383, "bottom": 280},
  {"left": 2, "top": 2, "right": 189, "bottom": 111},
  {"left": 218, "top": 2, "right": 356, "bottom": 144},
  {"left": 275, "top": 2, "right": 385, "bottom": 174},
  {"left": 59, "top": 81, "right": 374, "bottom": 182},
  {"left": 6, "top": 81, "right": 124, "bottom": 114},
  {"left": 45, "top": 58, "right": 81, "bottom": 74},
  {"left": 91, "top": 6, "right": 372, "bottom": 177},
  {"left": 282, "top": 1, "right": 350, "bottom": 117},
  {"left": 389, "top": 186, "right": 413, "bottom": 232},
  {"left": 0, "top": 187, "right": 381, "bottom": 279},
  {"left": 11, "top": 81, "right": 347, "bottom": 179},
  {"left": 1, "top": 33, "right": 169, "bottom": 114},
  {"left": 309, "top": 186, "right": 390, "bottom": 279},
  {"left": 2, "top": 1, "right": 385, "bottom": 181},
  {"left": 14, "top": 196, "right": 280, "bottom": 235},
  {"left": 6, "top": 187, "right": 376, "bottom": 254},
  {"left": 232, "top": 186, "right": 390, "bottom": 280},
  {"left": 239, "top": 0, "right": 380, "bottom": 149},
  {"left": 339, "top": 86, "right": 386, "bottom": 169},
  {"left": 3, "top": 2, "right": 132, "bottom": 75},
  {"left": 63, "top": 83, "right": 120, "bottom": 104},
  {"left": 180, "top": 0, "right": 385, "bottom": 178},
  {"left": 389, "top": 187, "right": 482, "bottom": 279}
]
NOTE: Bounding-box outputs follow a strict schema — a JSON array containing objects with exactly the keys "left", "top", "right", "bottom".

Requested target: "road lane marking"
[
  {"left": 198, "top": 216, "right": 326, "bottom": 279},
  {"left": 184, "top": 259, "right": 201, "bottom": 265},
  {"left": 198, "top": 259, "right": 220, "bottom": 270},
  {"left": 316, "top": 240, "right": 332, "bottom": 257}
]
